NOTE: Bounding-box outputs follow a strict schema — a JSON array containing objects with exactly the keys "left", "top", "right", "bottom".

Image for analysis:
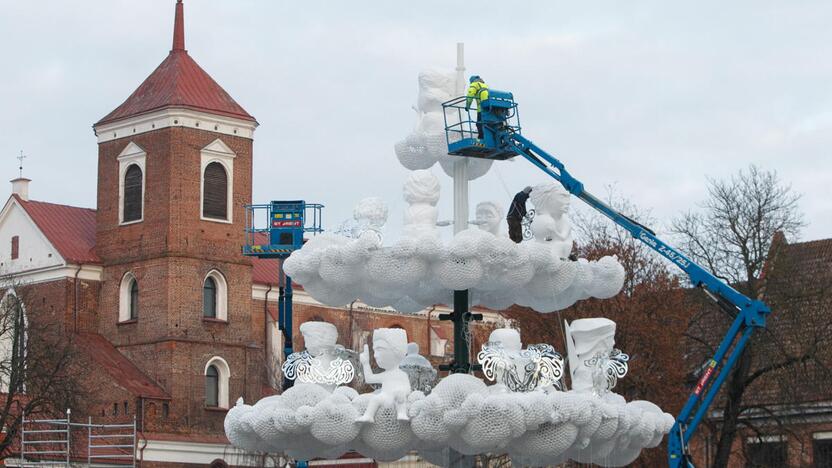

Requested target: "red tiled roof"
[
  {"left": 14, "top": 194, "right": 282, "bottom": 282},
  {"left": 253, "top": 256, "right": 281, "bottom": 286},
  {"left": 15, "top": 195, "right": 100, "bottom": 264},
  {"left": 250, "top": 232, "right": 283, "bottom": 285},
  {"left": 95, "top": 1, "right": 255, "bottom": 127},
  {"left": 75, "top": 333, "right": 170, "bottom": 400}
]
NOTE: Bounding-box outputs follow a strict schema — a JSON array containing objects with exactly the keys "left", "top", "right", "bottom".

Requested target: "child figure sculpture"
[
  {"left": 530, "top": 183, "right": 574, "bottom": 259},
  {"left": 474, "top": 201, "right": 504, "bottom": 236},
  {"left": 477, "top": 327, "right": 564, "bottom": 392},
  {"left": 282, "top": 321, "right": 355, "bottom": 392},
  {"left": 564, "top": 318, "right": 629, "bottom": 395},
  {"left": 402, "top": 170, "right": 441, "bottom": 238},
  {"left": 356, "top": 328, "right": 412, "bottom": 422}
]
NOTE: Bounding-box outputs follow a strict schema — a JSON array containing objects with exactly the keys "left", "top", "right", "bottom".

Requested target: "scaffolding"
[{"left": 18, "top": 409, "right": 136, "bottom": 467}]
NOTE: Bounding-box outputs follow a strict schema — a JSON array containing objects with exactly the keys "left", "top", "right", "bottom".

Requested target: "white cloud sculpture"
[
  {"left": 225, "top": 376, "right": 673, "bottom": 466},
  {"left": 284, "top": 171, "right": 625, "bottom": 313}
]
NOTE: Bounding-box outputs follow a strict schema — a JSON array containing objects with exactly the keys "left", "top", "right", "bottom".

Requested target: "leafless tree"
[
  {"left": 0, "top": 283, "right": 82, "bottom": 459},
  {"left": 571, "top": 184, "right": 676, "bottom": 291},
  {"left": 672, "top": 164, "right": 804, "bottom": 295},
  {"left": 671, "top": 165, "right": 830, "bottom": 467}
]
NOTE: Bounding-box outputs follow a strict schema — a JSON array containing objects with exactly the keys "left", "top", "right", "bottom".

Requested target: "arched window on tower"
[
  {"left": 129, "top": 278, "right": 139, "bottom": 320},
  {"left": 204, "top": 357, "right": 230, "bottom": 408},
  {"left": 203, "top": 277, "right": 217, "bottom": 318},
  {"left": 123, "top": 164, "right": 143, "bottom": 222},
  {"left": 202, "top": 270, "right": 228, "bottom": 321},
  {"left": 205, "top": 365, "right": 219, "bottom": 407},
  {"left": 119, "top": 272, "right": 140, "bottom": 323},
  {"left": 202, "top": 162, "right": 228, "bottom": 220}
]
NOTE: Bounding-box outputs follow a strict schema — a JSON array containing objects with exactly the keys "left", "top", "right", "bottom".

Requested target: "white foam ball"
[{"left": 395, "top": 133, "right": 437, "bottom": 171}]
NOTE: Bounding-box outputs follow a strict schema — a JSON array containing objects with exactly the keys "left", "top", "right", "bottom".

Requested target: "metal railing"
[
  {"left": 442, "top": 95, "right": 480, "bottom": 142},
  {"left": 441, "top": 94, "right": 522, "bottom": 146},
  {"left": 20, "top": 409, "right": 71, "bottom": 466},
  {"left": 86, "top": 416, "right": 137, "bottom": 467},
  {"left": 19, "top": 409, "right": 136, "bottom": 467},
  {"left": 243, "top": 201, "right": 324, "bottom": 253}
]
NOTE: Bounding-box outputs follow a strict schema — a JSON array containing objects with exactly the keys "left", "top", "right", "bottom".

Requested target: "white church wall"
[{"left": 0, "top": 198, "right": 64, "bottom": 277}]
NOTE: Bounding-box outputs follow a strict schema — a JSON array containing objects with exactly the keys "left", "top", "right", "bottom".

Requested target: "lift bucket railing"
[{"left": 442, "top": 95, "right": 479, "bottom": 143}]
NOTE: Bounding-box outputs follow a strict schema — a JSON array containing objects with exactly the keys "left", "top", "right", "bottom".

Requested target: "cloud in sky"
[{"left": 1, "top": 0, "right": 830, "bottom": 246}]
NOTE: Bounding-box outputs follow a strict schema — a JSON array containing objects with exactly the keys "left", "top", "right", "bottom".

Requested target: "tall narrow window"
[
  {"left": 202, "top": 162, "right": 228, "bottom": 220},
  {"left": 10, "top": 236, "right": 19, "bottom": 260},
  {"left": 202, "top": 271, "right": 228, "bottom": 321},
  {"left": 123, "top": 164, "right": 143, "bottom": 222},
  {"left": 129, "top": 279, "right": 139, "bottom": 320},
  {"left": 205, "top": 365, "right": 219, "bottom": 407},
  {"left": 203, "top": 277, "right": 217, "bottom": 318},
  {"left": 119, "top": 272, "right": 139, "bottom": 323}
]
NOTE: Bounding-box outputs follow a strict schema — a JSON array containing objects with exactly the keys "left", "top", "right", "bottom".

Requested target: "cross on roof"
[{"left": 17, "top": 150, "right": 26, "bottom": 178}]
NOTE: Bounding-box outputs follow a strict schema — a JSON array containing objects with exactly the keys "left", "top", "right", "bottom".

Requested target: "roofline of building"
[
  {"left": 95, "top": 102, "right": 258, "bottom": 128},
  {"left": 93, "top": 106, "right": 258, "bottom": 144}
]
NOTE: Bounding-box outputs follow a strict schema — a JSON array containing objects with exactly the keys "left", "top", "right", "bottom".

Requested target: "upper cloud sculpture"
[
  {"left": 394, "top": 69, "right": 493, "bottom": 180},
  {"left": 283, "top": 171, "right": 625, "bottom": 313}
]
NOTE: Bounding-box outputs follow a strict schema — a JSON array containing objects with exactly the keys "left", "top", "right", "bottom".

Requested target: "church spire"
[{"left": 172, "top": 0, "right": 185, "bottom": 52}]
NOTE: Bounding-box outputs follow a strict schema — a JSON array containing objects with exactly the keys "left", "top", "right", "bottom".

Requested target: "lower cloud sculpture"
[{"left": 225, "top": 320, "right": 674, "bottom": 466}]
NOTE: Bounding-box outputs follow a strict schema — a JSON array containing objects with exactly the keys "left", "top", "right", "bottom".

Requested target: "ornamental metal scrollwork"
[
  {"left": 282, "top": 346, "right": 357, "bottom": 386},
  {"left": 583, "top": 348, "right": 629, "bottom": 394},
  {"left": 399, "top": 361, "right": 438, "bottom": 394},
  {"left": 477, "top": 342, "right": 564, "bottom": 392},
  {"left": 522, "top": 209, "right": 536, "bottom": 240}
]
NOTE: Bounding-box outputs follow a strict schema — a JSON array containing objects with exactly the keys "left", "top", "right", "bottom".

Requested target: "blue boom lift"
[
  {"left": 442, "top": 91, "right": 770, "bottom": 468},
  {"left": 243, "top": 200, "right": 324, "bottom": 387}
]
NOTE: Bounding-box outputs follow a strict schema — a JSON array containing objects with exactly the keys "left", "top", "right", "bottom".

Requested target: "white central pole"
[{"left": 453, "top": 42, "right": 468, "bottom": 235}]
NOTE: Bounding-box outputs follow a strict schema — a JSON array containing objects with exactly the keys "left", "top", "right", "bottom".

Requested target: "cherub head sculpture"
[
  {"left": 353, "top": 197, "right": 388, "bottom": 229},
  {"left": 372, "top": 328, "right": 409, "bottom": 370},
  {"left": 475, "top": 201, "right": 504, "bottom": 236},
  {"left": 478, "top": 327, "right": 564, "bottom": 392},
  {"left": 299, "top": 321, "right": 338, "bottom": 357},
  {"left": 530, "top": 183, "right": 571, "bottom": 218},
  {"left": 488, "top": 327, "right": 522, "bottom": 352},
  {"left": 417, "top": 69, "right": 455, "bottom": 112},
  {"left": 403, "top": 170, "right": 441, "bottom": 206}
]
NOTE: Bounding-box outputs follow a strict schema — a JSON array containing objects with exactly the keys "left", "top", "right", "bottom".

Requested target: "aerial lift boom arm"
[{"left": 443, "top": 92, "right": 771, "bottom": 467}]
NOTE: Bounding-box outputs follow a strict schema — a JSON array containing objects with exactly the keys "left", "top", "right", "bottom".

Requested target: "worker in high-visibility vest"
[{"left": 464, "top": 75, "right": 489, "bottom": 139}]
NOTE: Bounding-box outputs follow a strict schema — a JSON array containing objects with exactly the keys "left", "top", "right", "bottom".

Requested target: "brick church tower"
[{"left": 91, "top": 0, "right": 262, "bottom": 431}]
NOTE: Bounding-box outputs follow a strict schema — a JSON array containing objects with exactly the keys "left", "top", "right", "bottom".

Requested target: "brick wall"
[
  {"left": 91, "top": 125, "right": 263, "bottom": 438},
  {"left": 95, "top": 127, "right": 253, "bottom": 265},
  {"left": 690, "top": 420, "right": 832, "bottom": 466},
  {"left": 15, "top": 278, "right": 99, "bottom": 335}
]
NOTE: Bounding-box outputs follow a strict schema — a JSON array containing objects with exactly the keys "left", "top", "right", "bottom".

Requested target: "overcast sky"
[{"left": 1, "top": 0, "right": 829, "bottom": 243}]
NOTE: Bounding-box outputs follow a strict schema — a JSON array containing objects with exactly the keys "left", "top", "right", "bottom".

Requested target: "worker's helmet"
[
  {"left": 523, "top": 186, "right": 533, "bottom": 194},
  {"left": 469, "top": 75, "right": 482, "bottom": 83}
]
